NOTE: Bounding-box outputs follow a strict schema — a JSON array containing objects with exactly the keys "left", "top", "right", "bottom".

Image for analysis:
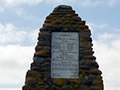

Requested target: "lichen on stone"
[{"left": 22, "top": 5, "right": 104, "bottom": 90}]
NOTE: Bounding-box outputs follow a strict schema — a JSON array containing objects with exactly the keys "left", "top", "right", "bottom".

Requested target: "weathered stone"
[
  {"left": 80, "top": 42, "right": 93, "bottom": 48},
  {"left": 37, "top": 41, "right": 50, "bottom": 46},
  {"left": 23, "top": 5, "right": 103, "bottom": 90},
  {"left": 35, "top": 45, "right": 50, "bottom": 52}
]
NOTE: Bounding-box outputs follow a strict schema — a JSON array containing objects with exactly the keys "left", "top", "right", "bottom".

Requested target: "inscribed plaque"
[{"left": 51, "top": 32, "right": 79, "bottom": 78}]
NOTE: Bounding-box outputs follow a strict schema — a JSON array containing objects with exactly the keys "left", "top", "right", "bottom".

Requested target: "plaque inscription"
[{"left": 51, "top": 32, "right": 79, "bottom": 78}]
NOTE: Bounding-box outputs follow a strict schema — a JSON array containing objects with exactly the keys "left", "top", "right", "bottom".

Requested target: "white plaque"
[{"left": 51, "top": 32, "right": 79, "bottom": 78}]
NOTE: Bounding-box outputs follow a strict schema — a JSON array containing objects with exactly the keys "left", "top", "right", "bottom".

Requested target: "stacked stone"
[{"left": 23, "top": 5, "right": 104, "bottom": 90}]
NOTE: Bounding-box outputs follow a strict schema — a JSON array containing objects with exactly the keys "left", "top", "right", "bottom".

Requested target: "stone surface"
[
  {"left": 22, "top": 5, "right": 104, "bottom": 90},
  {"left": 51, "top": 32, "right": 79, "bottom": 79}
]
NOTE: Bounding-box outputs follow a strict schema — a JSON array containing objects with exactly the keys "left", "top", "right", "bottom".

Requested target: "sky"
[{"left": 0, "top": 0, "right": 120, "bottom": 90}]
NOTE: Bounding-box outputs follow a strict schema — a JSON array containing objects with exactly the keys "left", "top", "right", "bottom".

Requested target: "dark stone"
[
  {"left": 79, "top": 85, "right": 87, "bottom": 90},
  {"left": 90, "top": 88, "right": 101, "bottom": 90},
  {"left": 65, "top": 80, "right": 72, "bottom": 85},
  {"left": 35, "top": 46, "right": 50, "bottom": 52},
  {"left": 37, "top": 41, "right": 50, "bottom": 46},
  {"left": 54, "top": 5, "right": 72, "bottom": 10},
  {"left": 33, "top": 57, "right": 45, "bottom": 64},
  {"left": 80, "top": 65, "right": 90, "bottom": 70},
  {"left": 89, "top": 56, "right": 96, "bottom": 60},
  {"left": 37, "top": 35, "right": 51, "bottom": 41},
  {"left": 84, "top": 81, "right": 92, "bottom": 87},
  {"left": 88, "top": 62, "right": 99, "bottom": 68},
  {"left": 80, "top": 32, "right": 91, "bottom": 38},
  {"left": 23, "top": 5, "right": 103, "bottom": 90}
]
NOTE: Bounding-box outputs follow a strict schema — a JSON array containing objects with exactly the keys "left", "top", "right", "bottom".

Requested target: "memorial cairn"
[{"left": 23, "top": 5, "right": 104, "bottom": 90}]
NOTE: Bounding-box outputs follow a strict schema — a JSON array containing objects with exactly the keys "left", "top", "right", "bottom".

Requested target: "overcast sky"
[{"left": 0, "top": 0, "right": 120, "bottom": 90}]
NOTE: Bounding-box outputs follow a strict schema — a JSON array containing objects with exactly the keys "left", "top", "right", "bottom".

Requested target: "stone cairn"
[{"left": 23, "top": 5, "right": 104, "bottom": 90}]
